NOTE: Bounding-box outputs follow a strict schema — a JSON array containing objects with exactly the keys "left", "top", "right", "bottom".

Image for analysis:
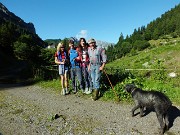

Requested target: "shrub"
[{"left": 133, "top": 40, "right": 150, "bottom": 51}]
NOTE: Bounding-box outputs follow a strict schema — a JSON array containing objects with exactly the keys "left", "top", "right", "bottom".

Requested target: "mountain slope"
[
  {"left": 0, "top": 2, "right": 35, "bottom": 33},
  {"left": 106, "top": 38, "right": 180, "bottom": 71}
]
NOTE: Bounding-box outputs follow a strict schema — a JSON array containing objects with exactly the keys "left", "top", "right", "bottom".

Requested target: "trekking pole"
[{"left": 103, "top": 70, "right": 119, "bottom": 101}]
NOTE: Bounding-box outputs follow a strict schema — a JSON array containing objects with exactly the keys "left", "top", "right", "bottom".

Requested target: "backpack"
[{"left": 57, "top": 51, "right": 70, "bottom": 66}]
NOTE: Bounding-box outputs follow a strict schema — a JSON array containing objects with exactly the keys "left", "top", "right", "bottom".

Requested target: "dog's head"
[{"left": 124, "top": 84, "right": 137, "bottom": 94}]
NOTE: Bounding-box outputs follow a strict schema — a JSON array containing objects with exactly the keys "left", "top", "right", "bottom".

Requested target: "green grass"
[
  {"left": 106, "top": 42, "right": 180, "bottom": 70},
  {"left": 37, "top": 79, "right": 61, "bottom": 92},
  {"left": 105, "top": 38, "right": 180, "bottom": 104}
]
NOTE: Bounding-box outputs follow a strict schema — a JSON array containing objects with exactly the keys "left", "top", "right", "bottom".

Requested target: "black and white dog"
[{"left": 125, "top": 84, "right": 172, "bottom": 134}]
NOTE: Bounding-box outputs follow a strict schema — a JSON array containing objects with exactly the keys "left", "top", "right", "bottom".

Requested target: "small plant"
[{"left": 151, "top": 59, "right": 167, "bottom": 82}]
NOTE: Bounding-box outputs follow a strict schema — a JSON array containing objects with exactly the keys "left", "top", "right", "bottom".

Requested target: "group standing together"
[{"left": 55, "top": 38, "right": 107, "bottom": 101}]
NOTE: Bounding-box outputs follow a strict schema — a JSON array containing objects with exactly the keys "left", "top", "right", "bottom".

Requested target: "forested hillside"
[
  {"left": 106, "top": 4, "right": 180, "bottom": 62},
  {"left": 0, "top": 2, "right": 46, "bottom": 65},
  {"left": 0, "top": 2, "right": 47, "bottom": 82}
]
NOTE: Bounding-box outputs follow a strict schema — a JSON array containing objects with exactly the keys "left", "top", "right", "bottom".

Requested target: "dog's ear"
[{"left": 125, "top": 84, "right": 136, "bottom": 93}]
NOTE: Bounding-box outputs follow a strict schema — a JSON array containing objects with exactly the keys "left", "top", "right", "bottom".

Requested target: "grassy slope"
[
  {"left": 106, "top": 38, "right": 180, "bottom": 70},
  {"left": 105, "top": 38, "right": 180, "bottom": 104}
]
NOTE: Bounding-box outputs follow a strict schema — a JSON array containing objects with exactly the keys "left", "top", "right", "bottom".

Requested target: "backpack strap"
[{"left": 57, "top": 51, "right": 66, "bottom": 62}]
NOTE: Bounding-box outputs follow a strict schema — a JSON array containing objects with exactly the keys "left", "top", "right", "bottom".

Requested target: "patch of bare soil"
[{"left": 0, "top": 84, "right": 180, "bottom": 135}]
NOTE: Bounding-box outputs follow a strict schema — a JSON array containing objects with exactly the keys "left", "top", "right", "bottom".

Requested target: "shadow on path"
[
  {"left": 0, "top": 80, "right": 36, "bottom": 90},
  {"left": 168, "top": 105, "right": 180, "bottom": 129}
]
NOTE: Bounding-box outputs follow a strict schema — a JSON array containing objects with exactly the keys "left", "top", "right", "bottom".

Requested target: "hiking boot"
[
  {"left": 92, "top": 90, "right": 99, "bottom": 101},
  {"left": 61, "top": 88, "right": 66, "bottom": 95}
]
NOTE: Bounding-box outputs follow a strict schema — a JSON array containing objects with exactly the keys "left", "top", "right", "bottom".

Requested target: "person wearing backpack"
[
  {"left": 68, "top": 39, "right": 84, "bottom": 93},
  {"left": 88, "top": 38, "right": 107, "bottom": 101},
  {"left": 55, "top": 42, "right": 69, "bottom": 95}
]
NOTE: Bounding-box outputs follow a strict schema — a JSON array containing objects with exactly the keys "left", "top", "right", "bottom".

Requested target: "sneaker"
[
  {"left": 61, "top": 88, "right": 65, "bottom": 95},
  {"left": 84, "top": 87, "right": 89, "bottom": 94},
  {"left": 86, "top": 90, "right": 92, "bottom": 94},
  {"left": 86, "top": 88, "right": 92, "bottom": 94},
  {"left": 65, "top": 88, "right": 69, "bottom": 94},
  {"left": 72, "top": 87, "right": 77, "bottom": 94}
]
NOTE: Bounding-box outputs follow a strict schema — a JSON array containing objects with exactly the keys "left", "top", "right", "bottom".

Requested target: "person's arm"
[
  {"left": 88, "top": 63, "right": 91, "bottom": 71},
  {"left": 99, "top": 62, "right": 105, "bottom": 71},
  {"left": 54, "top": 52, "right": 64, "bottom": 65},
  {"left": 99, "top": 49, "right": 107, "bottom": 71},
  {"left": 75, "top": 47, "right": 81, "bottom": 62},
  {"left": 87, "top": 47, "right": 91, "bottom": 71}
]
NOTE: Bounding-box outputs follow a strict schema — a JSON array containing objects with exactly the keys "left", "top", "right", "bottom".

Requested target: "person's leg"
[
  {"left": 60, "top": 75, "right": 64, "bottom": 88},
  {"left": 64, "top": 69, "right": 69, "bottom": 94},
  {"left": 88, "top": 69, "right": 93, "bottom": 93},
  {"left": 90, "top": 65, "right": 96, "bottom": 90},
  {"left": 92, "top": 65, "right": 101, "bottom": 100},
  {"left": 70, "top": 68, "right": 76, "bottom": 93},
  {"left": 76, "top": 67, "right": 84, "bottom": 91},
  {"left": 59, "top": 65, "right": 65, "bottom": 95},
  {"left": 94, "top": 65, "right": 101, "bottom": 90},
  {"left": 84, "top": 67, "right": 92, "bottom": 94},
  {"left": 82, "top": 67, "right": 88, "bottom": 93},
  {"left": 61, "top": 75, "right": 65, "bottom": 95}
]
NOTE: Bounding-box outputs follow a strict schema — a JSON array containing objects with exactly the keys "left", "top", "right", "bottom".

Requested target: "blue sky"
[{"left": 1, "top": 0, "right": 180, "bottom": 43}]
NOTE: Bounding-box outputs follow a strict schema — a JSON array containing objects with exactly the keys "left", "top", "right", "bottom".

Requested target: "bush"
[{"left": 133, "top": 40, "right": 150, "bottom": 51}]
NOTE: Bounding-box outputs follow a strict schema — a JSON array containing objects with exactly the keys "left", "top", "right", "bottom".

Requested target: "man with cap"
[{"left": 88, "top": 38, "right": 107, "bottom": 100}]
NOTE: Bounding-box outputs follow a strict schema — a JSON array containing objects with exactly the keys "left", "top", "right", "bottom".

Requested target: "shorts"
[{"left": 59, "top": 65, "right": 68, "bottom": 75}]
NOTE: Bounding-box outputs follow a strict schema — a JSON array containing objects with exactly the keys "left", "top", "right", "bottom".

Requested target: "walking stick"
[{"left": 103, "top": 70, "right": 120, "bottom": 101}]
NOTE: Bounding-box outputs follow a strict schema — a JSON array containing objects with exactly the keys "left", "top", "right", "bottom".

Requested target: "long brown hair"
[{"left": 77, "top": 38, "right": 88, "bottom": 51}]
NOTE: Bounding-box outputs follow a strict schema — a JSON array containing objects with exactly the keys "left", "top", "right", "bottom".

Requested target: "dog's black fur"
[{"left": 125, "top": 84, "right": 172, "bottom": 134}]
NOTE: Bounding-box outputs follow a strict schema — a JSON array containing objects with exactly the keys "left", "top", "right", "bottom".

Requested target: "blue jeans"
[
  {"left": 90, "top": 64, "right": 101, "bottom": 90},
  {"left": 70, "top": 67, "right": 83, "bottom": 91},
  {"left": 82, "top": 67, "right": 92, "bottom": 89}
]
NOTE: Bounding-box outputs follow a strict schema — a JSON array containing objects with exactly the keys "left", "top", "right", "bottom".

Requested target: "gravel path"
[{"left": 0, "top": 84, "right": 180, "bottom": 135}]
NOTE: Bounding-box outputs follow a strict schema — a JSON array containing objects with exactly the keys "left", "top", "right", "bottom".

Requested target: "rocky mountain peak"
[
  {"left": 96, "top": 40, "right": 115, "bottom": 49},
  {"left": 0, "top": 2, "right": 9, "bottom": 14},
  {"left": 0, "top": 2, "right": 36, "bottom": 34}
]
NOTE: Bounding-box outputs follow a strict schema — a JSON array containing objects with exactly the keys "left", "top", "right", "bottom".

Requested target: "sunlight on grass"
[{"left": 38, "top": 79, "right": 61, "bottom": 92}]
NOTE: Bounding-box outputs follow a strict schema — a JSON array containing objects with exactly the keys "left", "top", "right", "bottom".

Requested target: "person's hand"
[
  {"left": 99, "top": 66, "right": 104, "bottom": 71},
  {"left": 99, "top": 63, "right": 105, "bottom": 71},
  {"left": 61, "top": 59, "right": 65, "bottom": 64}
]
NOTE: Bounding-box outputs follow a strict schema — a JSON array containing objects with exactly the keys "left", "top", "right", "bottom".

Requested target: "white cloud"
[{"left": 76, "top": 30, "right": 88, "bottom": 39}]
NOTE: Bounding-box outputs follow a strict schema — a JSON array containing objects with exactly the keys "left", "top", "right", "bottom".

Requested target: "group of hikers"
[{"left": 54, "top": 38, "right": 107, "bottom": 101}]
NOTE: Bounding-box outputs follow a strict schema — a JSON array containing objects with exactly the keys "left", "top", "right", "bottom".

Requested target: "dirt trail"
[{"left": 0, "top": 84, "right": 180, "bottom": 135}]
